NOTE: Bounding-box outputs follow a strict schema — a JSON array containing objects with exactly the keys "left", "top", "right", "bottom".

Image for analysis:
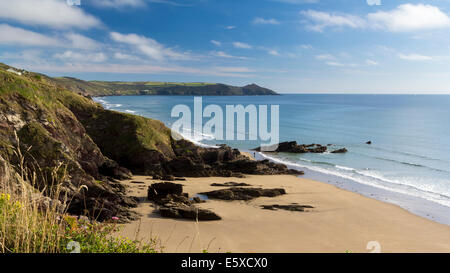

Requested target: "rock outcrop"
[
  {"left": 200, "top": 187, "right": 286, "bottom": 201},
  {"left": 253, "top": 141, "right": 327, "bottom": 153},
  {"left": 261, "top": 204, "right": 314, "bottom": 212},
  {"left": 147, "top": 182, "right": 221, "bottom": 221},
  {"left": 165, "top": 140, "right": 304, "bottom": 177},
  {"left": 211, "top": 182, "right": 252, "bottom": 187},
  {"left": 331, "top": 148, "right": 348, "bottom": 153},
  {"left": 253, "top": 141, "right": 348, "bottom": 154}
]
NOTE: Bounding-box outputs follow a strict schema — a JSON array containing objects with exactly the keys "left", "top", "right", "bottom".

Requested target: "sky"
[{"left": 1, "top": 0, "right": 450, "bottom": 93}]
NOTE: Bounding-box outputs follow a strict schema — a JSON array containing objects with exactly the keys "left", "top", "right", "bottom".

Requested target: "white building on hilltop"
[{"left": 7, "top": 68, "right": 22, "bottom": 76}]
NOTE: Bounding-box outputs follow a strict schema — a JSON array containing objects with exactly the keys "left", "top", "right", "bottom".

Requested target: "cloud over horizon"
[
  {"left": 301, "top": 4, "right": 450, "bottom": 32},
  {"left": 0, "top": 0, "right": 101, "bottom": 29}
]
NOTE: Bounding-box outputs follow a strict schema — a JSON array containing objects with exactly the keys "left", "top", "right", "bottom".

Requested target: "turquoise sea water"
[{"left": 94, "top": 94, "right": 450, "bottom": 224}]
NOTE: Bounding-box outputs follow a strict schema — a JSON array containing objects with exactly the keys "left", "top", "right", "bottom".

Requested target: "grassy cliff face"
[
  {"left": 60, "top": 91, "right": 175, "bottom": 173},
  {"left": 0, "top": 66, "right": 173, "bottom": 220},
  {"left": 53, "top": 77, "right": 278, "bottom": 96}
]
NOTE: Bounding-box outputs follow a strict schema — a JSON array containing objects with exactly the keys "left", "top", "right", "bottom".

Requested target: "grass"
[{"left": 0, "top": 136, "right": 159, "bottom": 253}]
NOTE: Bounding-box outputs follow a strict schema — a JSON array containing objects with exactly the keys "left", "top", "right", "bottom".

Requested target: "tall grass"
[{"left": 0, "top": 134, "right": 158, "bottom": 253}]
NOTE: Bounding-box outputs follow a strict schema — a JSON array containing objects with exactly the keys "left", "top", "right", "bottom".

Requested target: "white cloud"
[
  {"left": 0, "top": 24, "right": 104, "bottom": 54},
  {"left": 211, "top": 40, "right": 222, "bottom": 46},
  {"left": 212, "top": 51, "right": 234, "bottom": 58},
  {"left": 0, "top": 0, "right": 101, "bottom": 29},
  {"left": 368, "top": 4, "right": 450, "bottom": 32},
  {"left": 65, "top": 33, "right": 101, "bottom": 50},
  {"left": 110, "top": 32, "right": 190, "bottom": 61},
  {"left": 233, "top": 42, "right": 253, "bottom": 49},
  {"left": 211, "top": 51, "right": 248, "bottom": 60},
  {"left": 20, "top": 63, "right": 255, "bottom": 78},
  {"left": 299, "top": 44, "right": 313, "bottom": 49},
  {"left": 398, "top": 53, "right": 433, "bottom": 61},
  {"left": 365, "top": 59, "right": 379, "bottom": 66},
  {"left": 0, "top": 24, "right": 61, "bottom": 46},
  {"left": 301, "top": 10, "right": 365, "bottom": 32},
  {"left": 326, "top": 61, "right": 359, "bottom": 67},
  {"left": 253, "top": 17, "right": 281, "bottom": 25},
  {"left": 366, "top": 0, "right": 381, "bottom": 6},
  {"left": 302, "top": 4, "right": 450, "bottom": 33},
  {"left": 314, "top": 53, "right": 362, "bottom": 67},
  {"left": 226, "top": 26, "right": 236, "bottom": 30},
  {"left": 268, "top": 50, "right": 280, "bottom": 56},
  {"left": 1, "top": 50, "right": 44, "bottom": 64},
  {"left": 91, "top": 0, "right": 146, "bottom": 8},
  {"left": 315, "top": 54, "right": 335, "bottom": 60},
  {"left": 53, "top": 50, "right": 107, "bottom": 63},
  {"left": 273, "top": 0, "right": 319, "bottom": 3},
  {"left": 114, "top": 52, "right": 140, "bottom": 61},
  {"left": 91, "top": 0, "right": 188, "bottom": 8},
  {"left": 214, "top": 66, "right": 254, "bottom": 73},
  {"left": 326, "top": 61, "right": 345, "bottom": 67}
]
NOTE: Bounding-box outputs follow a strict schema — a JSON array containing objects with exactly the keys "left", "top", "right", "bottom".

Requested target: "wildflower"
[
  {"left": 112, "top": 216, "right": 119, "bottom": 221},
  {"left": 14, "top": 200, "right": 23, "bottom": 209},
  {"left": 0, "top": 193, "right": 10, "bottom": 201}
]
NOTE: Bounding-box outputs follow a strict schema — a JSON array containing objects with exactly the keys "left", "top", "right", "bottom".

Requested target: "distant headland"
[{"left": 53, "top": 77, "right": 279, "bottom": 97}]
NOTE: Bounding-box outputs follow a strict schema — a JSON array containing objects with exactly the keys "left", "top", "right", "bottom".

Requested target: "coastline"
[
  {"left": 93, "top": 95, "right": 450, "bottom": 227},
  {"left": 118, "top": 174, "right": 450, "bottom": 253}
]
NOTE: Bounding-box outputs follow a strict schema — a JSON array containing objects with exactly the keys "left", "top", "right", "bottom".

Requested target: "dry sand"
[{"left": 118, "top": 175, "right": 450, "bottom": 253}]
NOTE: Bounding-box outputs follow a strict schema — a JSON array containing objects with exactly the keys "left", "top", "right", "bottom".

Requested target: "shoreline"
[
  {"left": 118, "top": 174, "right": 450, "bottom": 253},
  {"left": 92, "top": 96, "right": 450, "bottom": 227},
  {"left": 253, "top": 151, "right": 450, "bottom": 226}
]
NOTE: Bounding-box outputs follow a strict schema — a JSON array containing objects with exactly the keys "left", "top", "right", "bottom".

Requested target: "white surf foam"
[{"left": 259, "top": 152, "right": 450, "bottom": 208}]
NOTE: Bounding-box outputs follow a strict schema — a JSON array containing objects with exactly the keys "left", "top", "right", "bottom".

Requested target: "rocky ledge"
[
  {"left": 253, "top": 141, "right": 347, "bottom": 154},
  {"left": 163, "top": 140, "right": 305, "bottom": 177},
  {"left": 147, "top": 182, "right": 221, "bottom": 221},
  {"left": 210, "top": 182, "right": 252, "bottom": 187},
  {"left": 261, "top": 204, "right": 314, "bottom": 212},
  {"left": 200, "top": 187, "right": 286, "bottom": 201}
]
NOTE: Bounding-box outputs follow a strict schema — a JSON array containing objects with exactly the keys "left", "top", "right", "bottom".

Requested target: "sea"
[{"left": 94, "top": 94, "right": 450, "bottom": 225}]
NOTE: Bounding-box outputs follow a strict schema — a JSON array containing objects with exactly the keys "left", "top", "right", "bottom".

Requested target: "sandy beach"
[{"left": 118, "top": 174, "right": 450, "bottom": 253}]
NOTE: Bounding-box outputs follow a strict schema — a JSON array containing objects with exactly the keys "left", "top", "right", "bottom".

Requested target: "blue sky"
[{"left": 1, "top": 0, "right": 450, "bottom": 93}]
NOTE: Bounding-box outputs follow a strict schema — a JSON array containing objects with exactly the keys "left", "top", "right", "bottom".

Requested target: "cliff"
[
  {"left": 52, "top": 77, "right": 279, "bottom": 96},
  {"left": 0, "top": 63, "right": 297, "bottom": 222}
]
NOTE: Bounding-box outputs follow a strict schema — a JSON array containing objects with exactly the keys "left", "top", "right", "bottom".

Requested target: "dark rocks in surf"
[
  {"left": 252, "top": 141, "right": 330, "bottom": 154},
  {"left": 331, "top": 148, "right": 348, "bottom": 154}
]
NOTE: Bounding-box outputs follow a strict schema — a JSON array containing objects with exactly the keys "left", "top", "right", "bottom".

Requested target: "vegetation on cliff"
[
  {"left": 53, "top": 77, "right": 279, "bottom": 96},
  {"left": 0, "top": 65, "right": 139, "bottom": 221}
]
